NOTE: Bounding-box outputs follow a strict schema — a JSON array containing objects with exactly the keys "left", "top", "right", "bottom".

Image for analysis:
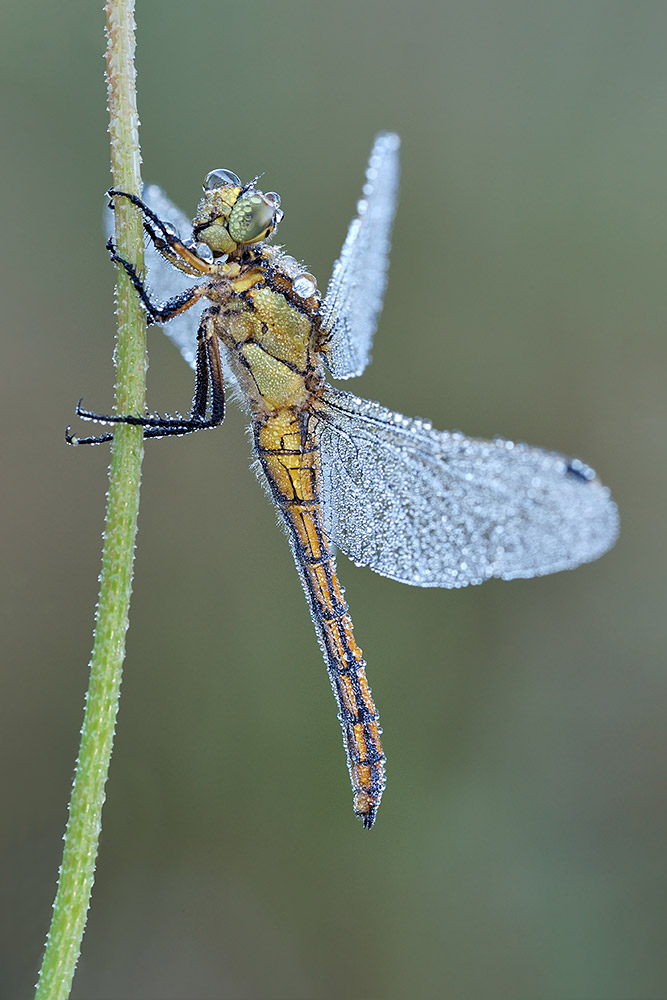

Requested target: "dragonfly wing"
[
  {"left": 142, "top": 185, "right": 207, "bottom": 369},
  {"left": 106, "top": 184, "right": 204, "bottom": 369},
  {"left": 320, "top": 133, "right": 400, "bottom": 380},
  {"left": 315, "top": 386, "right": 619, "bottom": 588}
]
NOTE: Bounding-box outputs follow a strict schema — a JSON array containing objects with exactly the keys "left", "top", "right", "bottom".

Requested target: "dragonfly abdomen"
[{"left": 254, "top": 411, "right": 386, "bottom": 827}]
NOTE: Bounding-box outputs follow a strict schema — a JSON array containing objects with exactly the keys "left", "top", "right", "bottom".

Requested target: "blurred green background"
[{"left": 2, "top": 2, "right": 665, "bottom": 998}]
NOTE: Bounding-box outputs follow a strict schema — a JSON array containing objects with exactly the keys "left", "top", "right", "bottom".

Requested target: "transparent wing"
[
  {"left": 106, "top": 184, "right": 204, "bottom": 369},
  {"left": 319, "top": 133, "right": 400, "bottom": 380},
  {"left": 315, "top": 386, "right": 619, "bottom": 588}
]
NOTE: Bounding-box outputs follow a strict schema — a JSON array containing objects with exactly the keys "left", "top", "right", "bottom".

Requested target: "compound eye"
[
  {"left": 228, "top": 192, "right": 280, "bottom": 243},
  {"left": 203, "top": 168, "right": 242, "bottom": 191}
]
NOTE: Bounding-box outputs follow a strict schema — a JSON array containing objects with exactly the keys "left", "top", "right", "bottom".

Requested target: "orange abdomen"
[{"left": 254, "top": 409, "right": 386, "bottom": 827}]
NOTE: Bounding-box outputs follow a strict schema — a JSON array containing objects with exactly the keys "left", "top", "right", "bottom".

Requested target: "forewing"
[
  {"left": 315, "top": 387, "right": 619, "bottom": 588},
  {"left": 320, "top": 133, "right": 400, "bottom": 380},
  {"left": 106, "top": 184, "right": 204, "bottom": 368}
]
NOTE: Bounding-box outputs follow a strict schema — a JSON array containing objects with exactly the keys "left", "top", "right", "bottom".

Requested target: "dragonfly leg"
[
  {"left": 108, "top": 189, "right": 214, "bottom": 277},
  {"left": 66, "top": 315, "right": 225, "bottom": 445},
  {"left": 106, "top": 238, "right": 208, "bottom": 325}
]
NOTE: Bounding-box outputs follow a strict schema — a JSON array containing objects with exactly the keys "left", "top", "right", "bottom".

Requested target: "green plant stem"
[{"left": 35, "top": 2, "right": 145, "bottom": 997}]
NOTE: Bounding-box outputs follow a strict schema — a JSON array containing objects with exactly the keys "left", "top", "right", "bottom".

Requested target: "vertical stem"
[{"left": 35, "top": 2, "right": 145, "bottom": 997}]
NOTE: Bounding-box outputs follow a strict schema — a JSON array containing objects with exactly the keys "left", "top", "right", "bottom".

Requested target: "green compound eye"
[{"left": 228, "top": 192, "right": 280, "bottom": 244}]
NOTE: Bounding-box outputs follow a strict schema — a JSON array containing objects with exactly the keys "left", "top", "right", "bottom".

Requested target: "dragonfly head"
[{"left": 193, "top": 168, "right": 283, "bottom": 256}]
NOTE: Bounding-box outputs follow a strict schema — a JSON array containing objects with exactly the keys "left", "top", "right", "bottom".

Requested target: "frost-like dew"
[
  {"left": 320, "top": 133, "right": 400, "bottom": 379},
  {"left": 315, "top": 387, "right": 619, "bottom": 588}
]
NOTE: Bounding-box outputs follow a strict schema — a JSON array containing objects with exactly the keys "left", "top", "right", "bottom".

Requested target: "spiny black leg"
[
  {"left": 73, "top": 401, "right": 192, "bottom": 427},
  {"left": 108, "top": 189, "right": 211, "bottom": 277},
  {"left": 66, "top": 422, "right": 208, "bottom": 446},
  {"left": 189, "top": 313, "right": 225, "bottom": 424},
  {"left": 204, "top": 328, "right": 226, "bottom": 425},
  {"left": 106, "top": 238, "right": 204, "bottom": 324},
  {"left": 141, "top": 424, "right": 212, "bottom": 439},
  {"left": 65, "top": 426, "right": 114, "bottom": 446},
  {"left": 107, "top": 190, "right": 176, "bottom": 243},
  {"left": 191, "top": 335, "right": 210, "bottom": 419},
  {"left": 66, "top": 405, "right": 215, "bottom": 445},
  {"left": 67, "top": 318, "right": 226, "bottom": 446},
  {"left": 70, "top": 400, "right": 217, "bottom": 433}
]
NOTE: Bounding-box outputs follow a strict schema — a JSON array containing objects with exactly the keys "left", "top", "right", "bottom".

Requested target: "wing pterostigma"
[
  {"left": 315, "top": 386, "right": 619, "bottom": 588},
  {"left": 320, "top": 133, "right": 400, "bottom": 380}
]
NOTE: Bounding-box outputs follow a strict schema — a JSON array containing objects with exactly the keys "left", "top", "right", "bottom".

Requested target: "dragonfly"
[{"left": 69, "top": 134, "right": 619, "bottom": 828}]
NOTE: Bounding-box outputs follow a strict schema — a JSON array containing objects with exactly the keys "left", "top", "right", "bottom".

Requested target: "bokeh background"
[{"left": 2, "top": 2, "right": 666, "bottom": 998}]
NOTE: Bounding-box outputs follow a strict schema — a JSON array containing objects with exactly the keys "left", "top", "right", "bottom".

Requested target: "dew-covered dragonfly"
[{"left": 69, "top": 134, "right": 619, "bottom": 827}]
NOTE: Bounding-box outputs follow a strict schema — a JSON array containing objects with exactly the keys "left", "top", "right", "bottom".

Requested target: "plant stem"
[{"left": 35, "top": 2, "right": 145, "bottom": 997}]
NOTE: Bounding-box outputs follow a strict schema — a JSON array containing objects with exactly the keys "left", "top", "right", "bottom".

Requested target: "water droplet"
[
  {"left": 196, "top": 243, "right": 213, "bottom": 262},
  {"left": 293, "top": 274, "right": 317, "bottom": 298},
  {"left": 204, "top": 168, "right": 241, "bottom": 191}
]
